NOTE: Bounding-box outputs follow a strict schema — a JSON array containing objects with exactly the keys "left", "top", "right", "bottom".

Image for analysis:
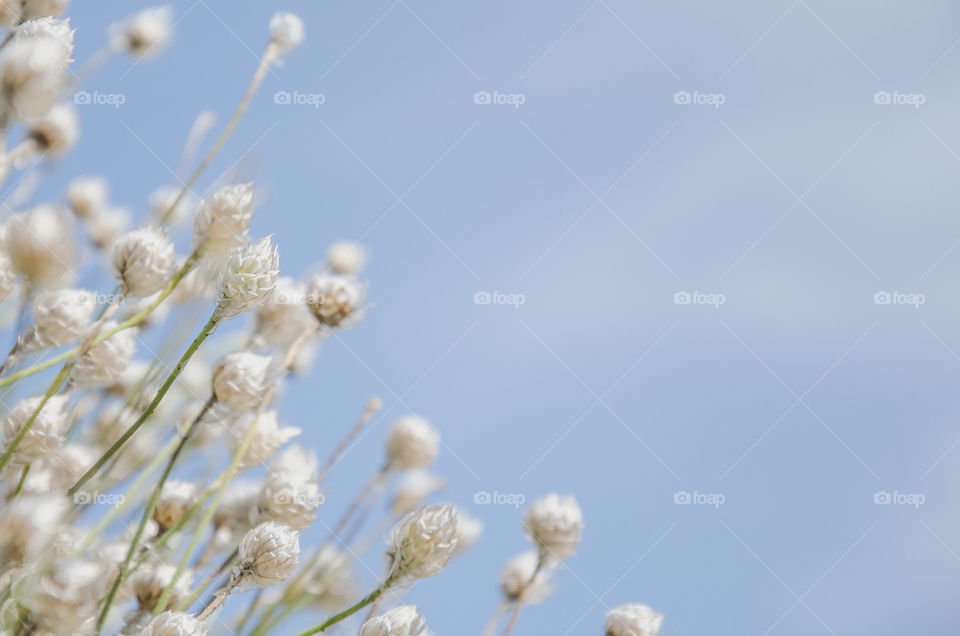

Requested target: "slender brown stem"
[{"left": 197, "top": 577, "right": 240, "bottom": 621}]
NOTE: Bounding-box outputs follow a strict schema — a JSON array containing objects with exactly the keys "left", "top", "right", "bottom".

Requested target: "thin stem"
[
  {"left": 292, "top": 582, "right": 392, "bottom": 636},
  {"left": 320, "top": 469, "right": 386, "bottom": 550},
  {"left": 158, "top": 44, "right": 278, "bottom": 226},
  {"left": 68, "top": 310, "right": 219, "bottom": 498},
  {"left": 10, "top": 463, "right": 29, "bottom": 498},
  {"left": 500, "top": 557, "right": 543, "bottom": 636},
  {"left": 317, "top": 398, "right": 381, "bottom": 484},
  {"left": 196, "top": 577, "right": 240, "bottom": 621},
  {"left": 483, "top": 601, "right": 510, "bottom": 636},
  {"left": 178, "top": 549, "right": 238, "bottom": 611}
]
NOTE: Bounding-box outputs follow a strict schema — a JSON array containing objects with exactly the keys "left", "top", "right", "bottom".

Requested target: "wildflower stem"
[
  {"left": 179, "top": 548, "right": 238, "bottom": 611},
  {"left": 500, "top": 557, "right": 543, "bottom": 636},
  {"left": 292, "top": 580, "right": 393, "bottom": 636},
  {"left": 11, "top": 463, "right": 29, "bottom": 498},
  {"left": 68, "top": 308, "right": 219, "bottom": 498},
  {"left": 196, "top": 576, "right": 240, "bottom": 621}
]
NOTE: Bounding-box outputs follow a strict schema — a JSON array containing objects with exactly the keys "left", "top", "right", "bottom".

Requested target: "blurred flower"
[
  {"left": 387, "top": 504, "right": 459, "bottom": 582},
  {"left": 605, "top": 604, "right": 664, "bottom": 636},
  {"left": 359, "top": 605, "right": 427, "bottom": 636},
  {"left": 523, "top": 493, "right": 584, "bottom": 561},
  {"left": 235, "top": 521, "right": 300, "bottom": 588}
]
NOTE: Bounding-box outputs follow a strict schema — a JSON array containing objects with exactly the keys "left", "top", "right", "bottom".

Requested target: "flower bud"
[
  {"left": 140, "top": 611, "right": 208, "bottom": 636},
  {"left": 192, "top": 183, "right": 254, "bottom": 255},
  {"left": 212, "top": 351, "right": 274, "bottom": 411},
  {"left": 23, "top": 288, "right": 96, "bottom": 351},
  {"left": 359, "top": 605, "right": 427, "bottom": 636},
  {"left": 67, "top": 175, "right": 108, "bottom": 219},
  {"left": 523, "top": 493, "right": 584, "bottom": 561},
  {"left": 230, "top": 411, "right": 300, "bottom": 471},
  {"left": 305, "top": 273, "right": 365, "bottom": 328},
  {"left": 0, "top": 493, "right": 68, "bottom": 565},
  {"left": 112, "top": 226, "right": 175, "bottom": 297},
  {"left": 235, "top": 521, "right": 300, "bottom": 588},
  {"left": 112, "top": 6, "right": 174, "bottom": 58},
  {"left": 27, "top": 101, "right": 78, "bottom": 155},
  {"left": 256, "top": 472, "right": 321, "bottom": 531},
  {"left": 326, "top": 241, "right": 366, "bottom": 276},
  {"left": 133, "top": 563, "right": 193, "bottom": 611},
  {"left": 0, "top": 34, "right": 70, "bottom": 124},
  {"left": 216, "top": 237, "right": 279, "bottom": 320},
  {"left": 4, "top": 205, "right": 74, "bottom": 288},
  {"left": 387, "top": 504, "right": 459, "bottom": 581},
  {"left": 72, "top": 321, "right": 136, "bottom": 387},
  {"left": 153, "top": 480, "right": 197, "bottom": 531},
  {"left": 2, "top": 394, "right": 70, "bottom": 466},
  {"left": 386, "top": 415, "right": 439, "bottom": 471},
  {"left": 269, "top": 12, "right": 304, "bottom": 54},
  {"left": 255, "top": 277, "right": 314, "bottom": 347},
  {"left": 500, "top": 551, "right": 552, "bottom": 603},
  {"left": 605, "top": 604, "right": 664, "bottom": 636}
]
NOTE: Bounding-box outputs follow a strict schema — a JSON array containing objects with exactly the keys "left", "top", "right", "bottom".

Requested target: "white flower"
[
  {"left": 386, "top": 415, "right": 439, "bottom": 471},
  {"left": 605, "top": 604, "right": 664, "bottom": 636},
  {"left": 231, "top": 410, "right": 300, "bottom": 471},
  {"left": 235, "top": 521, "right": 300, "bottom": 588},
  {"left": 270, "top": 443, "right": 318, "bottom": 481},
  {"left": 21, "top": 557, "right": 101, "bottom": 635},
  {"left": 391, "top": 471, "right": 445, "bottom": 517},
  {"left": 216, "top": 237, "right": 279, "bottom": 320},
  {"left": 112, "top": 226, "right": 176, "bottom": 296},
  {"left": 192, "top": 183, "right": 254, "bottom": 255},
  {"left": 387, "top": 504, "right": 459, "bottom": 581},
  {"left": 20, "top": 0, "right": 69, "bottom": 21},
  {"left": 140, "top": 611, "right": 208, "bottom": 636},
  {"left": 454, "top": 511, "right": 483, "bottom": 554},
  {"left": 360, "top": 605, "right": 427, "bottom": 636},
  {"left": 256, "top": 471, "right": 321, "bottom": 531},
  {"left": 326, "top": 241, "right": 366, "bottom": 276},
  {"left": 149, "top": 184, "right": 195, "bottom": 225},
  {"left": 72, "top": 321, "right": 136, "bottom": 387},
  {"left": 212, "top": 351, "right": 275, "bottom": 411},
  {"left": 269, "top": 12, "right": 304, "bottom": 54},
  {"left": 87, "top": 206, "right": 131, "bottom": 249},
  {"left": 42, "top": 442, "right": 96, "bottom": 488},
  {"left": 213, "top": 479, "right": 259, "bottom": 537},
  {"left": 2, "top": 394, "right": 70, "bottom": 465},
  {"left": 16, "top": 16, "right": 74, "bottom": 61},
  {"left": 255, "top": 276, "right": 314, "bottom": 347},
  {"left": 154, "top": 480, "right": 197, "bottom": 531},
  {"left": 23, "top": 287, "right": 96, "bottom": 351},
  {"left": 67, "top": 175, "right": 108, "bottom": 219},
  {"left": 0, "top": 249, "right": 16, "bottom": 301},
  {"left": 500, "top": 551, "right": 552, "bottom": 603},
  {"left": 0, "top": 493, "right": 68, "bottom": 564},
  {"left": 523, "top": 493, "right": 584, "bottom": 561},
  {"left": 112, "top": 6, "right": 174, "bottom": 58},
  {"left": 305, "top": 273, "right": 365, "bottom": 328},
  {"left": 27, "top": 100, "right": 78, "bottom": 154},
  {"left": 0, "top": 34, "right": 70, "bottom": 124},
  {"left": 133, "top": 563, "right": 194, "bottom": 611},
  {"left": 4, "top": 205, "right": 74, "bottom": 288},
  {"left": 299, "top": 544, "right": 354, "bottom": 610}
]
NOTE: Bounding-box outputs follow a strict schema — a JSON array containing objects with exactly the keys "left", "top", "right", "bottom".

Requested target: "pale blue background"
[{"left": 34, "top": 1, "right": 960, "bottom": 634}]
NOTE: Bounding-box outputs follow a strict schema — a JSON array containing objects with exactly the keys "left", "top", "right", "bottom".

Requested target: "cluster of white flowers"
[{"left": 0, "top": 7, "right": 644, "bottom": 636}]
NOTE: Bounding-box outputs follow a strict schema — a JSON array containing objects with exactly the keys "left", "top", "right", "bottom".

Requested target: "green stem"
[
  {"left": 11, "top": 463, "right": 29, "bottom": 498},
  {"left": 68, "top": 310, "right": 219, "bottom": 499},
  {"left": 177, "top": 549, "right": 238, "bottom": 611},
  {"left": 292, "top": 582, "right": 392, "bottom": 636}
]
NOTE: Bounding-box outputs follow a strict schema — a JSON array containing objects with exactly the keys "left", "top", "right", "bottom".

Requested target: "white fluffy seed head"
[
  {"left": 386, "top": 416, "right": 439, "bottom": 471},
  {"left": 0, "top": 493, "right": 68, "bottom": 564},
  {"left": 230, "top": 411, "right": 300, "bottom": 471},
  {"left": 269, "top": 12, "right": 304, "bottom": 54},
  {"left": 605, "top": 604, "right": 664, "bottom": 636},
  {"left": 192, "top": 183, "right": 254, "bottom": 255},
  {"left": 67, "top": 175, "right": 108, "bottom": 219},
  {"left": 140, "top": 611, "right": 208, "bottom": 636},
  {"left": 111, "top": 226, "right": 176, "bottom": 296},
  {"left": 523, "top": 493, "right": 584, "bottom": 561},
  {"left": 2, "top": 394, "right": 70, "bottom": 466},
  {"left": 27, "top": 100, "right": 78, "bottom": 155},
  {"left": 212, "top": 351, "right": 275, "bottom": 411},
  {"left": 4, "top": 204, "right": 74, "bottom": 288},
  {"left": 256, "top": 472, "right": 322, "bottom": 531},
  {"left": 387, "top": 504, "right": 459, "bottom": 582},
  {"left": 255, "top": 276, "right": 315, "bottom": 347},
  {"left": 326, "top": 241, "right": 366, "bottom": 276},
  {"left": 16, "top": 16, "right": 74, "bottom": 61},
  {"left": 305, "top": 273, "right": 365, "bottom": 329},
  {"left": 0, "top": 33, "right": 70, "bottom": 124},
  {"left": 216, "top": 237, "right": 280, "bottom": 320},
  {"left": 23, "top": 287, "right": 96, "bottom": 351},
  {"left": 72, "top": 321, "right": 136, "bottom": 388},
  {"left": 133, "top": 563, "right": 194, "bottom": 611},
  {"left": 500, "top": 551, "right": 552, "bottom": 604},
  {"left": 359, "top": 605, "right": 427, "bottom": 636},
  {"left": 20, "top": 556, "right": 101, "bottom": 634},
  {"left": 153, "top": 480, "right": 197, "bottom": 530},
  {"left": 236, "top": 521, "right": 300, "bottom": 588},
  {"left": 112, "top": 6, "right": 174, "bottom": 58}
]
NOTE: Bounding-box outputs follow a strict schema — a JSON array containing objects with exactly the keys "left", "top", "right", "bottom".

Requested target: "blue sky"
[{"left": 29, "top": 1, "right": 960, "bottom": 634}]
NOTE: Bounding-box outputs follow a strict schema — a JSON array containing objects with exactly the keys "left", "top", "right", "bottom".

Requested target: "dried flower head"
[
  {"left": 21, "top": 556, "right": 101, "bottom": 635},
  {"left": 4, "top": 204, "right": 74, "bottom": 288},
  {"left": 212, "top": 351, "right": 275, "bottom": 411},
  {"left": 500, "top": 551, "right": 552, "bottom": 604},
  {"left": 22, "top": 287, "right": 96, "bottom": 351},
  {"left": 254, "top": 276, "right": 315, "bottom": 347},
  {"left": 216, "top": 237, "right": 280, "bottom": 320},
  {"left": 230, "top": 410, "right": 300, "bottom": 471},
  {"left": 67, "top": 175, "right": 108, "bottom": 219},
  {"left": 0, "top": 33, "right": 70, "bottom": 124},
  {"left": 133, "top": 563, "right": 194, "bottom": 611},
  {"left": 192, "top": 182, "right": 254, "bottom": 255},
  {"left": 523, "top": 493, "right": 584, "bottom": 561},
  {"left": 387, "top": 503, "right": 459, "bottom": 582},
  {"left": 16, "top": 16, "right": 74, "bottom": 61},
  {"left": 112, "top": 226, "right": 176, "bottom": 296},
  {"left": 326, "top": 241, "right": 367, "bottom": 276},
  {"left": 235, "top": 521, "right": 300, "bottom": 588},
  {"left": 72, "top": 320, "right": 136, "bottom": 387},
  {"left": 0, "top": 493, "right": 68, "bottom": 564},
  {"left": 305, "top": 273, "right": 365, "bottom": 329},
  {"left": 359, "top": 605, "right": 427, "bottom": 636},
  {"left": 153, "top": 480, "right": 197, "bottom": 531},
  {"left": 2, "top": 393, "right": 70, "bottom": 465},
  {"left": 112, "top": 5, "right": 174, "bottom": 58},
  {"left": 386, "top": 415, "right": 439, "bottom": 471},
  {"left": 213, "top": 479, "right": 260, "bottom": 537},
  {"left": 140, "top": 611, "right": 208, "bottom": 636},
  {"left": 605, "top": 604, "right": 664, "bottom": 636},
  {"left": 269, "top": 12, "right": 304, "bottom": 54},
  {"left": 256, "top": 471, "right": 322, "bottom": 531},
  {"left": 299, "top": 544, "right": 355, "bottom": 610},
  {"left": 27, "top": 100, "right": 78, "bottom": 155},
  {"left": 87, "top": 206, "right": 131, "bottom": 249}
]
